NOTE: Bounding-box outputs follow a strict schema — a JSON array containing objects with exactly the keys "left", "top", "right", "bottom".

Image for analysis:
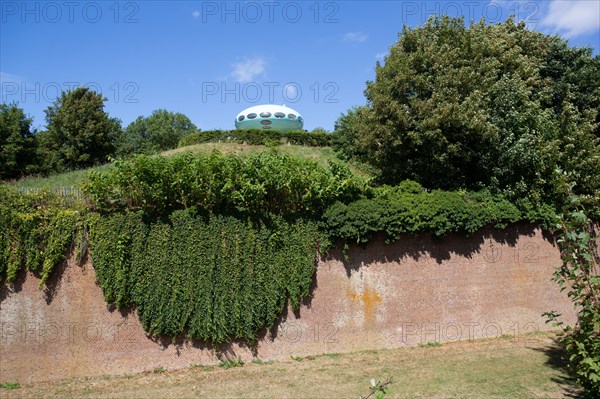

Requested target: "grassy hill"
[{"left": 7, "top": 143, "right": 369, "bottom": 190}]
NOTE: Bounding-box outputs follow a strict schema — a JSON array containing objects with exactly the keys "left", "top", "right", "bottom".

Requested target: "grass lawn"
[
  {"left": 5, "top": 163, "right": 113, "bottom": 190},
  {"left": 1, "top": 332, "right": 581, "bottom": 398},
  {"left": 165, "top": 142, "right": 371, "bottom": 177}
]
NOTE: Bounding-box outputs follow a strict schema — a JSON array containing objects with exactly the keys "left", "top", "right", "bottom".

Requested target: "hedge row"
[
  {"left": 82, "top": 151, "right": 366, "bottom": 219},
  {"left": 179, "top": 129, "right": 334, "bottom": 148},
  {"left": 322, "top": 181, "right": 557, "bottom": 244}
]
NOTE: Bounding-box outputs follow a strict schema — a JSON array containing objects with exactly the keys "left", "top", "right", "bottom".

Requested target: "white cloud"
[
  {"left": 231, "top": 57, "right": 266, "bottom": 82},
  {"left": 375, "top": 52, "right": 387, "bottom": 60},
  {"left": 0, "top": 71, "right": 26, "bottom": 84},
  {"left": 541, "top": 0, "right": 600, "bottom": 38},
  {"left": 191, "top": 10, "right": 200, "bottom": 18},
  {"left": 343, "top": 31, "right": 368, "bottom": 43}
]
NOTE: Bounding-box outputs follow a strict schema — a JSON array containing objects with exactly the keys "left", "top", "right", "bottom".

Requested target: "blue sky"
[{"left": 1, "top": 1, "right": 599, "bottom": 132}]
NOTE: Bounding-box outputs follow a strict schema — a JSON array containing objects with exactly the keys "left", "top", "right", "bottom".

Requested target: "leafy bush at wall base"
[
  {"left": 0, "top": 186, "right": 86, "bottom": 286},
  {"left": 88, "top": 208, "right": 320, "bottom": 343},
  {"left": 545, "top": 180, "right": 600, "bottom": 398},
  {"left": 179, "top": 129, "right": 335, "bottom": 148}
]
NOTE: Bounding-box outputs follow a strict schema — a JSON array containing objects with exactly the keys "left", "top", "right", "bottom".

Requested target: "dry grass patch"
[{"left": 2, "top": 332, "right": 581, "bottom": 399}]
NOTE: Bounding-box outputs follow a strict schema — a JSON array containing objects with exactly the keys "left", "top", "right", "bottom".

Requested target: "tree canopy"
[
  {"left": 119, "top": 109, "right": 198, "bottom": 155},
  {"left": 0, "top": 103, "right": 37, "bottom": 179},
  {"left": 40, "top": 87, "right": 122, "bottom": 172},
  {"left": 335, "top": 16, "right": 600, "bottom": 214}
]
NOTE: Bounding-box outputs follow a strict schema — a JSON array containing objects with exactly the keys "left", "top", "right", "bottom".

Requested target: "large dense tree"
[
  {"left": 41, "top": 88, "right": 122, "bottom": 172},
  {"left": 0, "top": 103, "right": 37, "bottom": 179},
  {"left": 335, "top": 16, "right": 600, "bottom": 212},
  {"left": 118, "top": 109, "right": 198, "bottom": 155}
]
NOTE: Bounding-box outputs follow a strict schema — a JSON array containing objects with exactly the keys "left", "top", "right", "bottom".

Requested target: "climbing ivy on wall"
[
  {"left": 0, "top": 186, "right": 85, "bottom": 287},
  {"left": 88, "top": 208, "right": 320, "bottom": 343}
]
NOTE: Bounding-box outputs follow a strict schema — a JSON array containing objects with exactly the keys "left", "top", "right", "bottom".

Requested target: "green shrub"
[
  {"left": 322, "top": 183, "right": 554, "bottom": 244},
  {"left": 82, "top": 151, "right": 365, "bottom": 219},
  {"left": 179, "top": 129, "right": 334, "bottom": 148},
  {"left": 545, "top": 178, "right": 600, "bottom": 397}
]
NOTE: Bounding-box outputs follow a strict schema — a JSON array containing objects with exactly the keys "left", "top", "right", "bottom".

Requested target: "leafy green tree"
[
  {"left": 540, "top": 37, "right": 600, "bottom": 137},
  {"left": 0, "top": 103, "right": 37, "bottom": 179},
  {"left": 42, "top": 88, "right": 122, "bottom": 172},
  {"left": 333, "top": 105, "right": 372, "bottom": 160},
  {"left": 337, "top": 16, "right": 600, "bottom": 212},
  {"left": 119, "top": 109, "right": 198, "bottom": 155}
]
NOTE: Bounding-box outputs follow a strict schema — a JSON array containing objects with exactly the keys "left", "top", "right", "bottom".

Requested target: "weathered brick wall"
[{"left": 0, "top": 224, "right": 576, "bottom": 383}]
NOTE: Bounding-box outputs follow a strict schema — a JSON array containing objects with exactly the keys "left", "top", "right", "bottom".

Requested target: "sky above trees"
[{"left": 1, "top": 1, "right": 599, "bottom": 132}]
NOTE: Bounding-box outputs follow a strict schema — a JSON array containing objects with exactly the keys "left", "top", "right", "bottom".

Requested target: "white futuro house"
[{"left": 235, "top": 104, "right": 304, "bottom": 131}]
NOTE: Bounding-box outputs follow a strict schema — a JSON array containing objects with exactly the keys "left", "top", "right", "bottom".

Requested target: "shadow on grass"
[{"left": 530, "top": 338, "right": 583, "bottom": 398}]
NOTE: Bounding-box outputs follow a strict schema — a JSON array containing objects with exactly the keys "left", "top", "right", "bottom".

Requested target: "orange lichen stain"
[
  {"left": 346, "top": 286, "right": 382, "bottom": 323},
  {"left": 346, "top": 289, "right": 358, "bottom": 301}
]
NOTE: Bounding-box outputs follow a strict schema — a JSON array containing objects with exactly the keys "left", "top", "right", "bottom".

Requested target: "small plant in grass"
[
  {"left": 218, "top": 359, "right": 244, "bottom": 369},
  {"left": 189, "top": 364, "right": 214, "bottom": 371},
  {"left": 152, "top": 367, "right": 166, "bottom": 374},
  {"left": 323, "top": 352, "right": 341, "bottom": 359},
  {"left": 251, "top": 358, "right": 274, "bottom": 365},
  {"left": 418, "top": 342, "right": 442, "bottom": 348},
  {"left": 0, "top": 382, "right": 20, "bottom": 389},
  {"left": 290, "top": 355, "right": 303, "bottom": 361},
  {"left": 360, "top": 377, "right": 393, "bottom": 399}
]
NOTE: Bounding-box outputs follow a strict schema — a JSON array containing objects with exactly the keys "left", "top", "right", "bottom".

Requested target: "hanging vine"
[{"left": 88, "top": 208, "right": 321, "bottom": 343}]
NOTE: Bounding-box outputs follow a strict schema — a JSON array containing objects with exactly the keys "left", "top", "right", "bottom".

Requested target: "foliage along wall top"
[{"left": 0, "top": 150, "right": 557, "bottom": 344}]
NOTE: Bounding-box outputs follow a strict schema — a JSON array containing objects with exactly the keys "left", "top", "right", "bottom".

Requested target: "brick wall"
[{"left": 0, "top": 224, "right": 576, "bottom": 382}]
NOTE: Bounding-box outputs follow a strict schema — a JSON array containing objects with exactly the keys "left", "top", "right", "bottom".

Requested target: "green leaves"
[
  {"left": 82, "top": 150, "right": 365, "bottom": 219},
  {"left": 0, "top": 103, "right": 37, "bottom": 179},
  {"left": 179, "top": 129, "right": 333, "bottom": 148},
  {"left": 0, "top": 186, "right": 85, "bottom": 286},
  {"left": 322, "top": 183, "right": 536, "bottom": 244},
  {"left": 41, "top": 87, "right": 122, "bottom": 173},
  {"left": 119, "top": 109, "right": 198, "bottom": 155},
  {"left": 88, "top": 210, "right": 320, "bottom": 344},
  {"left": 548, "top": 181, "right": 600, "bottom": 397},
  {"left": 335, "top": 15, "right": 600, "bottom": 218}
]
